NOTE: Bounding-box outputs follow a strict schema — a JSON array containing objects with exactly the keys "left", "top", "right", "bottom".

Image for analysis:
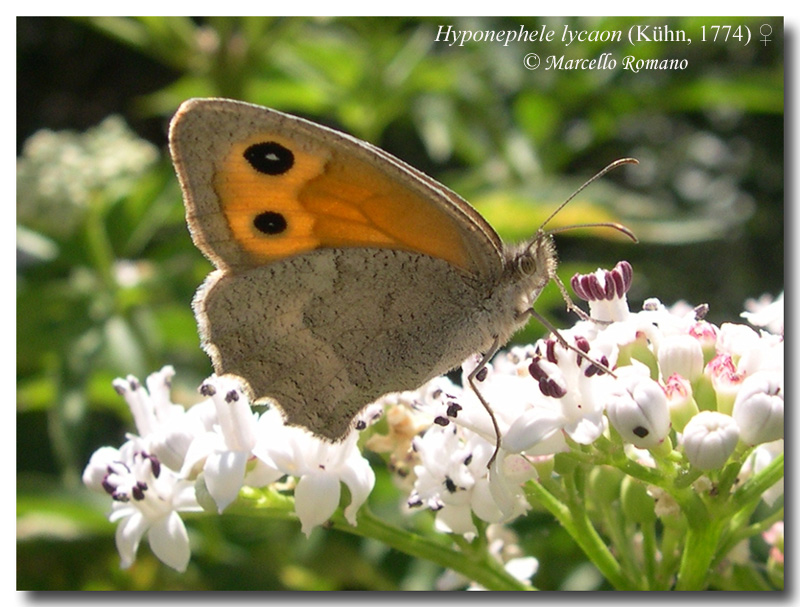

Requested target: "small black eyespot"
[
  {"left": 254, "top": 211, "right": 288, "bottom": 235},
  {"left": 633, "top": 426, "right": 649, "bottom": 438},
  {"left": 244, "top": 142, "right": 294, "bottom": 175}
]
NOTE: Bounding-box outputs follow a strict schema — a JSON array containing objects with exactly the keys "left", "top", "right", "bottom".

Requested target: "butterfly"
[{"left": 169, "top": 98, "right": 635, "bottom": 462}]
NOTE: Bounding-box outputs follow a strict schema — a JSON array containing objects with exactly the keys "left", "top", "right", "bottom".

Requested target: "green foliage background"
[{"left": 17, "top": 16, "right": 783, "bottom": 590}]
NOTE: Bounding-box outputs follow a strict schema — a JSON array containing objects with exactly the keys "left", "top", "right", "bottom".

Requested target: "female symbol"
[{"left": 760, "top": 24, "right": 773, "bottom": 46}]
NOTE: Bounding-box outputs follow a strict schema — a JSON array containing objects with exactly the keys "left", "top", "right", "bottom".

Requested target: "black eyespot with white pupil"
[
  {"left": 253, "top": 211, "right": 287, "bottom": 235},
  {"left": 243, "top": 141, "right": 293, "bottom": 237},
  {"left": 244, "top": 141, "right": 294, "bottom": 175}
]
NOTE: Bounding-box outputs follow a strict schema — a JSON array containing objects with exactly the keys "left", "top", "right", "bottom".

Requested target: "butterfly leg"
[
  {"left": 467, "top": 336, "right": 503, "bottom": 468},
  {"left": 551, "top": 273, "right": 591, "bottom": 322}
]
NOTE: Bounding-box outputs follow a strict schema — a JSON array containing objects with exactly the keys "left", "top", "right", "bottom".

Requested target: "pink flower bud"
[{"left": 664, "top": 374, "right": 699, "bottom": 432}]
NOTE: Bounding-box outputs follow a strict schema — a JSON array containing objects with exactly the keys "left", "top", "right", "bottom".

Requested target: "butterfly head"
[
  {"left": 506, "top": 158, "right": 639, "bottom": 303},
  {"left": 504, "top": 230, "right": 558, "bottom": 301}
]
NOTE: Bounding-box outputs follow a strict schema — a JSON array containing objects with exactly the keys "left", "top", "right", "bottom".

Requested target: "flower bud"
[
  {"left": 657, "top": 334, "right": 704, "bottom": 382},
  {"left": 606, "top": 376, "right": 671, "bottom": 449},
  {"left": 664, "top": 374, "right": 699, "bottom": 432},
  {"left": 553, "top": 452, "right": 579, "bottom": 475},
  {"left": 704, "top": 354, "right": 744, "bottom": 415},
  {"left": 588, "top": 465, "right": 624, "bottom": 504},
  {"left": 732, "top": 372, "right": 783, "bottom": 445},
  {"left": 688, "top": 320, "right": 718, "bottom": 363},
  {"left": 682, "top": 411, "right": 739, "bottom": 470}
]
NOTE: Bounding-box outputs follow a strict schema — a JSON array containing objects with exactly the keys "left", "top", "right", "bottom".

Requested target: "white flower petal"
[
  {"left": 204, "top": 450, "right": 248, "bottom": 513},
  {"left": 471, "top": 477, "right": 505, "bottom": 523},
  {"left": 115, "top": 510, "right": 148, "bottom": 569},
  {"left": 503, "top": 408, "right": 563, "bottom": 452},
  {"left": 245, "top": 458, "right": 284, "bottom": 488},
  {"left": 741, "top": 292, "right": 783, "bottom": 334},
  {"left": 148, "top": 414, "right": 208, "bottom": 472},
  {"left": 564, "top": 411, "right": 607, "bottom": 444},
  {"left": 505, "top": 556, "right": 539, "bottom": 582},
  {"left": 149, "top": 512, "right": 191, "bottom": 572},
  {"left": 184, "top": 398, "right": 218, "bottom": 432},
  {"left": 252, "top": 410, "right": 301, "bottom": 473},
  {"left": 180, "top": 431, "right": 224, "bottom": 477},
  {"left": 522, "top": 431, "right": 569, "bottom": 456},
  {"left": 145, "top": 365, "right": 178, "bottom": 420},
  {"left": 172, "top": 480, "right": 203, "bottom": 512},
  {"left": 294, "top": 471, "right": 340, "bottom": 536},
  {"left": 416, "top": 426, "right": 459, "bottom": 476},
  {"left": 108, "top": 502, "right": 138, "bottom": 523},
  {"left": 339, "top": 455, "right": 376, "bottom": 526},
  {"left": 435, "top": 504, "right": 477, "bottom": 539}
]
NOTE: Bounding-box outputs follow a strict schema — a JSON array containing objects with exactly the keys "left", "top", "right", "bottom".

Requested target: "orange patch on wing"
[{"left": 215, "top": 132, "right": 474, "bottom": 273}]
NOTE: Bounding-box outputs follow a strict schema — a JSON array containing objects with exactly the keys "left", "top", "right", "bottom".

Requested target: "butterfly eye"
[
  {"left": 517, "top": 254, "right": 537, "bottom": 276},
  {"left": 244, "top": 141, "right": 294, "bottom": 175}
]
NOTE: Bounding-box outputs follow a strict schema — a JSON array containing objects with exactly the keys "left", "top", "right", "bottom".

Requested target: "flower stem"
[
  {"left": 641, "top": 520, "right": 658, "bottom": 590},
  {"left": 674, "top": 515, "right": 724, "bottom": 590},
  {"left": 233, "top": 487, "right": 533, "bottom": 590},
  {"left": 657, "top": 520, "right": 685, "bottom": 588},
  {"left": 332, "top": 508, "right": 534, "bottom": 591},
  {"left": 733, "top": 453, "right": 783, "bottom": 508},
  {"left": 525, "top": 480, "right": 633, "bottom": 590}
]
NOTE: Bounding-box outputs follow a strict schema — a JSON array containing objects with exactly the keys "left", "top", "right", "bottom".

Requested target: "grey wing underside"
[{"left": 194, "top": 248, "right": 492, "bottom": 440}]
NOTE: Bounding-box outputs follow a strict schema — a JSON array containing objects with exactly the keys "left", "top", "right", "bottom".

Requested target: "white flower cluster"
[
  {"left": 371, "top": 263, "right": 782, "bottom": 538},
  {"left": 84, "top": 261, "right": 783, "bottom": 576},
  {"left": 17, "top": 117, "right": 159, "bottom": 238},
  {"left": 83, "top": 369, "right": 375, "bottom": 571}
]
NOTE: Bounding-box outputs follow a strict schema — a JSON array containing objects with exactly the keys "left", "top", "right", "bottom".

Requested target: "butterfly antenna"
[
  {"left": 546, "top": 221, "right": 638, "bottom": 243},
  {"left": 538, "top": 157, "right": 639, "bottom": 232}
]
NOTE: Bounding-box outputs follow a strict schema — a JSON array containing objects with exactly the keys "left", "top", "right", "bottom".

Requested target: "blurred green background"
[{"left": 17, "top": 16, "right": 783, "bottom": 590}]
